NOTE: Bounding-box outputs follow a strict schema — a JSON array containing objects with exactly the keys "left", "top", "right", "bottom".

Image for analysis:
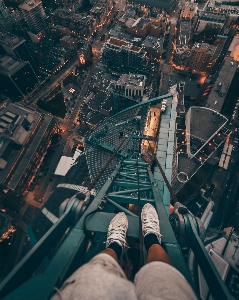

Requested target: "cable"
[
  {"left": 136, "top": 153, "right": 144, "bottom": 268},
  {"left": 144, "top": 139, "right": 178, "bottom": 204},
  {"left": 83, "top": 209, "right": 98, "bottom": 239}
]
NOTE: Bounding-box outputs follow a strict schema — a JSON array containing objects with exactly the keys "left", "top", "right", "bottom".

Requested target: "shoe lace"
[
  {"left": 107, "top": 226, "right": 129, "bottom": 250},
  {"left": 143, "top": 215, "right": 162, "bottom": 240}
]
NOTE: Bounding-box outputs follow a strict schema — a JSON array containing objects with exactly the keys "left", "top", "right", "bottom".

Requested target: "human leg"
[
  {"left": 51, "top": 212, "right": 137, "bottom": 300},
  {"left": 141, "top": 203, "right": 172, "bottom": 265},
  {"left": 133, "top": 203, "right": 197, "bottom": 300},
  {"left": 100, "top": 211, "right": 129, "bottom": 261},
  {"left": 100, "top": 247, "right": 119, "bottom": 262}
]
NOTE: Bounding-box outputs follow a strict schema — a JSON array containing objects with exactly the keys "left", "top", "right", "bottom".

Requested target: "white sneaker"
[
  {"left": 106, "top": 212, "right": 128, "bottom": 250},
  {"left": 141, "top": 203, "right": 162, "bottom": 244}
]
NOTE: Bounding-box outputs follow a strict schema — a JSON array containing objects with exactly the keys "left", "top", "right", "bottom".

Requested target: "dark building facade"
[
  {"left": 0, "top": 55, "right": 38, "bottom": 99},
  {"left": 102, "top": 37, "right": 146, "bottom": 72},
  {"left": 19, "top": 0, "right": 48, "bottom": 34},
  {"left": 0, "top": 33, "right": 39, "bottom": 75},
  {"left": 0, "top": 0, "right": 12, "bottom": 31}
]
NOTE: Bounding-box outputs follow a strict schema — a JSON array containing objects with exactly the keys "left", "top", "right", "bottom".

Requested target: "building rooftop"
[
  {"left": 121, "top": 4, "right": 139, "bottom": 18},
  {"left": 109, "top": 22, "right": 138, "bottom": 43},
  {"left": 88, "top": 92, "right": 107, "bottom": 111},
  {"left": 172, "top": 106, "right": 229, "bottom": 195},
  {"left": 108, "top": 37, "right": 129, "bottom": 47},
  {"left": 132, "top": 18, "right": 147, "bottom": 29},
  {"left": 128, "top": 0, "right": 176, "bottom": 11},
  {"left": 108, "top": 37, "right": 141, "bottom": 52},
  {"left": 191, "top": 42, "right": 217, "bottom": 54},
  {"left": 180, "top": 4, "right": 197, "bottom": 19},
  {"left": 189, "top": 107, "right": 227, "bottom": 142},
  {"left": 142, "top": 35, "right": 163, "bottom": 50},
  {"left": 186, "top": 107, "right": 228, "bottom": 157},
  {"left": 0, "top": 103, "right": 53, "bottom": 190},
  {"left": 100, "top": 95, "right": 113, "bottom": 115},
  {"left": 207, "top": 0, "right": 239, "bottom": 15},
  {"left": 206, "top": 57, "right": 238, "bottom": 112},
  {"left": 19, "top": 0, "right": 42, "bottom": 11},
  {"left": 199, "top": 11, "right": 228, "bottom": 22},
  {"left": 228, "top": 35, "right": 239, "bottom": 61},
  {"left": 117, "top": 73, "right": 146, "bottom": 89},
  {"left": 0, "top": 33, "right": 25, "bottom": 49},
  {"left": 0, "top": 56, "right": 27, "bottom": 76},
  {"left": 177, "top": 153, "right": 200, "bottom": 177}
]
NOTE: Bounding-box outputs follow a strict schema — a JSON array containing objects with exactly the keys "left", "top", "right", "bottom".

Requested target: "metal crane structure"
[{"left": 0, "top": 93, "right": 233, "bottom": 299}]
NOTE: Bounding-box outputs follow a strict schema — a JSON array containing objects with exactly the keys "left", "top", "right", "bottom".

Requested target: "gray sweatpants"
[{"left": 51, "top": 253, "right": 197, "bottom": 300}]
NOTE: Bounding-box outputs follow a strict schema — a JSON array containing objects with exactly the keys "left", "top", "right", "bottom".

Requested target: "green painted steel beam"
[
  {"left": 117, "top": 174, "right": 148, "bottom": 182},
  {"left": 123, "top": 160, "right": 148, "bottom": 167},
  {"left": 107, "top": 93, "right": 172, "bottom": 120},
  {"left": 108, "top": 187, "right": 151, "bottom": 195},
  {"left": 106, "top": 198, "right": 137, "bottom": 216},
  {"left": 163, "top": 243, "right": 196, "bottom": 291},
  {"left": 185, "top": 214, "right": 231, "bottom": 299},
  {"left": 113, "top": 181, "right": 151, "bottom": 189},
  {"left": 119, "top": 174, "right": 149, "bottom": 180},
  {"left": 0, "top": 198, "right": 77, "bottom": 299},
  {"left": 146, "top": 166, "right": 177, "bottom": 244},
  {"left": 1, "top": 162, "right": 124, "bottom": 300},
  {"left": 85, "top": 212, "right": 139, "bottom": 238},
  {"left": 119, "top": 170, "right": 148, "bottom": 175},
  {"left": 108, "top": 195, "right": 154, "bottom": 206},
  {"left": 117, "top": 174, "right": 140, "bottom": 181},
  {"left": 145, "top": 166, "right": 196, "bottom": 287},
  {"left": 2, "top": 229, "right": 87, "bottom": 300},
  {"left": 0, "top": 156, "right": 200, "bottom": 300}
]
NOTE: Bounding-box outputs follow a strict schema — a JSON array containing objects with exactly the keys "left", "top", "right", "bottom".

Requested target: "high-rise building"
[
  {"left": 109, "top": 73, "right": 147, "bottom": 113},
  {"left": 0, "top": 33, "right": 39, "bottom": 75},
  {"left": 19, "top": 0, "right": 48, "bottom": 42},
  {"left": 188, "top": 43, "right": 218, "bottom": 72},
  {"left": 0, "top": 102, "right": 56, "bottom": 195},
  {"left": 102, "top": 37, "right": 147, "bottom": 72},
  {"left": 0, "top": 55, "right": 38, "bottom": 99},
  {"left": 0, "top": 0, "right": 12, "bottom": 30},
  {"left": 173, "top": 43, "right": 219, "bottom": 73},
  {"left": 90, "top": 0, "right": 113, "bottom": 25}
]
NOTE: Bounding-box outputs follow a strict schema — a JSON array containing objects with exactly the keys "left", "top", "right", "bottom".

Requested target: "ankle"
[
  {"left": 144, "top": 233, "right": 160, "bottom": 252},
  {"left": 101, "top": 248, "right": 119, "bottom": 262},
  {"left": 108, "top": 242, "right": 122, "bottom": 260}
]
